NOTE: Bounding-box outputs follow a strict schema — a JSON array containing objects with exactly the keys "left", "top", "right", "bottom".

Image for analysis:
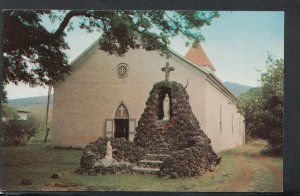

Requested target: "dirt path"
[
  {"left": 227, "top": 155, "right": 253, "bottom": 192},
  {"left": 215, "top": 155, "right": 253, "bottom": 192},
  {"left": 259, "top": 157, "right": 283, "bottom": 192},
  {"left": 215, "top": 152, "right": 282, "bottom": 192}
]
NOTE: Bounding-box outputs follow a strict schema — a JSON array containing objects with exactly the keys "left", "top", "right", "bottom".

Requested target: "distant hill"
[
  {"left": 223, "top": 82, "right": 253, "bottom": 97},
  {"left": 8, "top": 95, "right": 53, "bottom": 108}
]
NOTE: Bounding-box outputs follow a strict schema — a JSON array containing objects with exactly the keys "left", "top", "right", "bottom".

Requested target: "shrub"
[{"left": 2, "top": 114, "right": 41, "bottom": 146}]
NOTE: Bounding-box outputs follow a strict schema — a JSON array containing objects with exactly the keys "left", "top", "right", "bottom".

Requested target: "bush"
[
  {"left": 2, "top": 114, "right": 41, "bottom": 146},
  {"left": 237, "top": 56, "right": 283, "bottom": 155}
]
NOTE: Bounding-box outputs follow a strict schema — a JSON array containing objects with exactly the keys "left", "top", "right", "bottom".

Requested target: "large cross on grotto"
[{"left": 161, "top": 62, "right": 175, "bottom": 81}]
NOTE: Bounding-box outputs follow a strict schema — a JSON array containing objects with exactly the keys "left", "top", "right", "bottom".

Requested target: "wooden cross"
[
  {"left": 161, "top": 62, "right": 175, "bottom": 81},
  {"left": 119, "top": 105, "right": 125, "bottom": 117}
]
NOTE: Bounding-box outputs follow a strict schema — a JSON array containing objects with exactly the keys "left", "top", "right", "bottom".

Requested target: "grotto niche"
[
  {"left": 79, "top": 62, "right": 221, "bottom": 178},
  {"left": 133, "top": 80, "right": 221, "bottom": 177}
]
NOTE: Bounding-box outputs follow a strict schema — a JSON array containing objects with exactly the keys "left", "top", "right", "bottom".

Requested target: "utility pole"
[{"left": 44, "top": 85, "right": 52, "bottom": 143}]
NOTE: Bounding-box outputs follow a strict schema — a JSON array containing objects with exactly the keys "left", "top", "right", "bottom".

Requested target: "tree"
[
  {"left": 237, "top": 87, "right": 266, "bottom": 140},
  {"left": 237, "top": 56, "right": 283, "bottom": 155},
  {"left": 2, "top": 10, "right": 219, "bottom": 95},
  {"left": 260, "top": 56, "right": 283, "bottom": 155}
]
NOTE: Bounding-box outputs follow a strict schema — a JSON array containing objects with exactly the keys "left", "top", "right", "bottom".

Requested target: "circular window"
[{"left": 116, "top": 63, "right": 129, "bottom": 78}]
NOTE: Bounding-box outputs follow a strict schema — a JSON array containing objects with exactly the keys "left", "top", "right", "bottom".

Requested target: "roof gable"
[
  {"left": 185, "top": 43, "right": 216, "bottom": 72},
  {"left": 66, "top": 39, "right": 235, "bottom": 101}
]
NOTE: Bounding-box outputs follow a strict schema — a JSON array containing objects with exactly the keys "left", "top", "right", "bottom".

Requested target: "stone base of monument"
[
  {"left": 78, "top": 137, "right": 145, "bottom": 175},
  {"left": 89, "top": 159, "right": 133, "bottom": 176}
]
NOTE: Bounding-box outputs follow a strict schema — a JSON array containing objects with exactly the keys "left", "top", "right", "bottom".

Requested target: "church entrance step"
[{"left": 132, "top": 166, "right": 160, "bottom": 174}]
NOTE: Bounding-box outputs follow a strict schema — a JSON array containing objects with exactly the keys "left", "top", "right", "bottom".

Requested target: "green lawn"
[{"left": 1, "top": 140, "right": 282, "bottom": 192}]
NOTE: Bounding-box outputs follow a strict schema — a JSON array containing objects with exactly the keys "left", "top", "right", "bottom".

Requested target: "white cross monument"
[{"left": 161, "top": 62, "right": 175, "bottom": 81}]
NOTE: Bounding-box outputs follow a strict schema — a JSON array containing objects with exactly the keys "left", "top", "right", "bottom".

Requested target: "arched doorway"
[{"left": 114, "top": 104, "right": 129, "bottom": 140}]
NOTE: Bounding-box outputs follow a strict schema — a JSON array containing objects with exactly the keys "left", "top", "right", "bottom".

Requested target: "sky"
[{"left": 6, "top": 11, "right": 284, "bottom": 99}]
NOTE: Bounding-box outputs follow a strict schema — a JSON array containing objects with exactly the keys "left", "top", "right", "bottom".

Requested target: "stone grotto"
[{"left": 78, "top": 62, "right": 221, "bottom": 178}]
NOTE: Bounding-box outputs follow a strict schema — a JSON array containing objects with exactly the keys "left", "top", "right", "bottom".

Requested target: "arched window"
[
  {"left": 114, "top": 104, "right": 129, "bottom": 119},
  {"left": 105, "top": 103, "right": 136, "bottom": 141}
]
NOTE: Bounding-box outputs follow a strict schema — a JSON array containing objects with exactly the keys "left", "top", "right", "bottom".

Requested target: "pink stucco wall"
[{"left": 205, "top": 81, "right": 245, "bottom": 152}]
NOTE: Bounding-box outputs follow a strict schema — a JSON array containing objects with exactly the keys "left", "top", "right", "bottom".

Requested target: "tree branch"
[
  {"left": 164, "top": 12, "right": 185, "bottom": 35},
  {"left": 52, "top": 11, "right": 93, "bottom": 39},
  {"left": 184, "top": 78, "right": 189, "bottom": 89}
]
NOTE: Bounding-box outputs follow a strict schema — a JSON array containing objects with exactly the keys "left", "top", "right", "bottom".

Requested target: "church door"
[
  {"left": 105, "top": 104, "right": 136, "bottom": 141},
  {"left": 114, "top": 104, "right": 129, "bottom": 140},
  {"left": 114, "top": 119, "right": 129, "bottom": 140}
]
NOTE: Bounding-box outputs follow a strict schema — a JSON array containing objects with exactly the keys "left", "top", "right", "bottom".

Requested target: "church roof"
[
  {"left": 169, "top": 48, "right": 236, "bottom": 101},
  {"left": 68, "top": 39, "right": 236, "bottom": 101},
  {"left": 185, "top": 43, "right": 216, "bottom": 72}
]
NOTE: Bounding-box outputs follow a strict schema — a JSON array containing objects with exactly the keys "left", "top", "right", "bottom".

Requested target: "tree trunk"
[{"left": 44, "top": 85, "right": 52, "bottom": 143}]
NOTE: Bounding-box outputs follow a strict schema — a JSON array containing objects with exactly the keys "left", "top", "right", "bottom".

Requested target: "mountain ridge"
[
  {"left": 223, "top": 82, "right": 253, "bottom": 97},
  {"left": 8, "top": 95, "right": 53, "bottom": 108},
  {"left": 7, "top": 82, "right": 253, "bottom": 108}
]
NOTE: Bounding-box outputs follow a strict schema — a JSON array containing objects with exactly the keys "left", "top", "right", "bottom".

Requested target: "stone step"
[
  {"left": 137, "top": 159, "right": 163, "bottom": 168},
  {"left": 144, "top": 153, "right": 170, "bottom": 161},
  {"left": 145, "top": 153, "right": 170, "bottom": 157},
  {"left": 132, "top": 166, "right": 160, "bottom": 174},
  {"left": 139, "top": 160, "right": 163, "bottom": 164}
]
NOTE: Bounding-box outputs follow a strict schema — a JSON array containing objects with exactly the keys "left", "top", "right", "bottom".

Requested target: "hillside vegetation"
[
  {"left": 8, "top": 95, "right": 53, "bottom": 108},
  {"left": 223, "top": 82, "right": 252, "bottom": 97}
]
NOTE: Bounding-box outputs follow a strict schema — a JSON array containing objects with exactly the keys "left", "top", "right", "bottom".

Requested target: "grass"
[{"left": 1, "top": 139, "right": 282, "bottom": 192}]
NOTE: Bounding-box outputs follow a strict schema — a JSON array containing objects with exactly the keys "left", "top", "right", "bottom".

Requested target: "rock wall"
[
  {"left": 159, "top": 143, "right": 221, "bottom": 178},
  {"left": 134, "top": 81, "right": 211, "bottom": 152},
  {"left": 79, "top": 137, "right": 145, "bottom": 175},
  {"left": 134, "top": 81, "right": 221, "bottom": 177}
]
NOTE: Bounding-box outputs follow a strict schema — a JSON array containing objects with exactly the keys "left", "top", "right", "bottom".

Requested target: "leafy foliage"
[
  {"left": 237, "top": 56, "right": 283, "bottom": 155},
  {"left": 2, "top": 10, "right": 219, "bottom": 92},
  {"left": 260, "top": 57, "right": 283, "bottom": 155},
  {"left": 3, "top": 10, "right": 70, "bottom": 87},
  {"left": 2, "top": 109, "right": 43, "bottom": 146},
  {"left": 2, "top": 103, "right": 19, "bottom": 119}
]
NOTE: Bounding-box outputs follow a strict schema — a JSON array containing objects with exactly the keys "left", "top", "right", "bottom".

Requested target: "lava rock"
[
  {"left": 20, "top": 178, "right": 33, "bottom": 185},
  {"left": 51, "top": 173, "right": 62, "bottom": 179},
  {"left": 79, "top": 137, "right": 145, "bottom": 175},
  {"left": 134, "top": 81, "right": 221, "bottom": 178}
]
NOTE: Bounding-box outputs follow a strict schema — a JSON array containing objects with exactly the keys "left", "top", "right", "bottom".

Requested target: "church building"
[{"left": 51, "top": 40, "right": 245, "bottom": 152}]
